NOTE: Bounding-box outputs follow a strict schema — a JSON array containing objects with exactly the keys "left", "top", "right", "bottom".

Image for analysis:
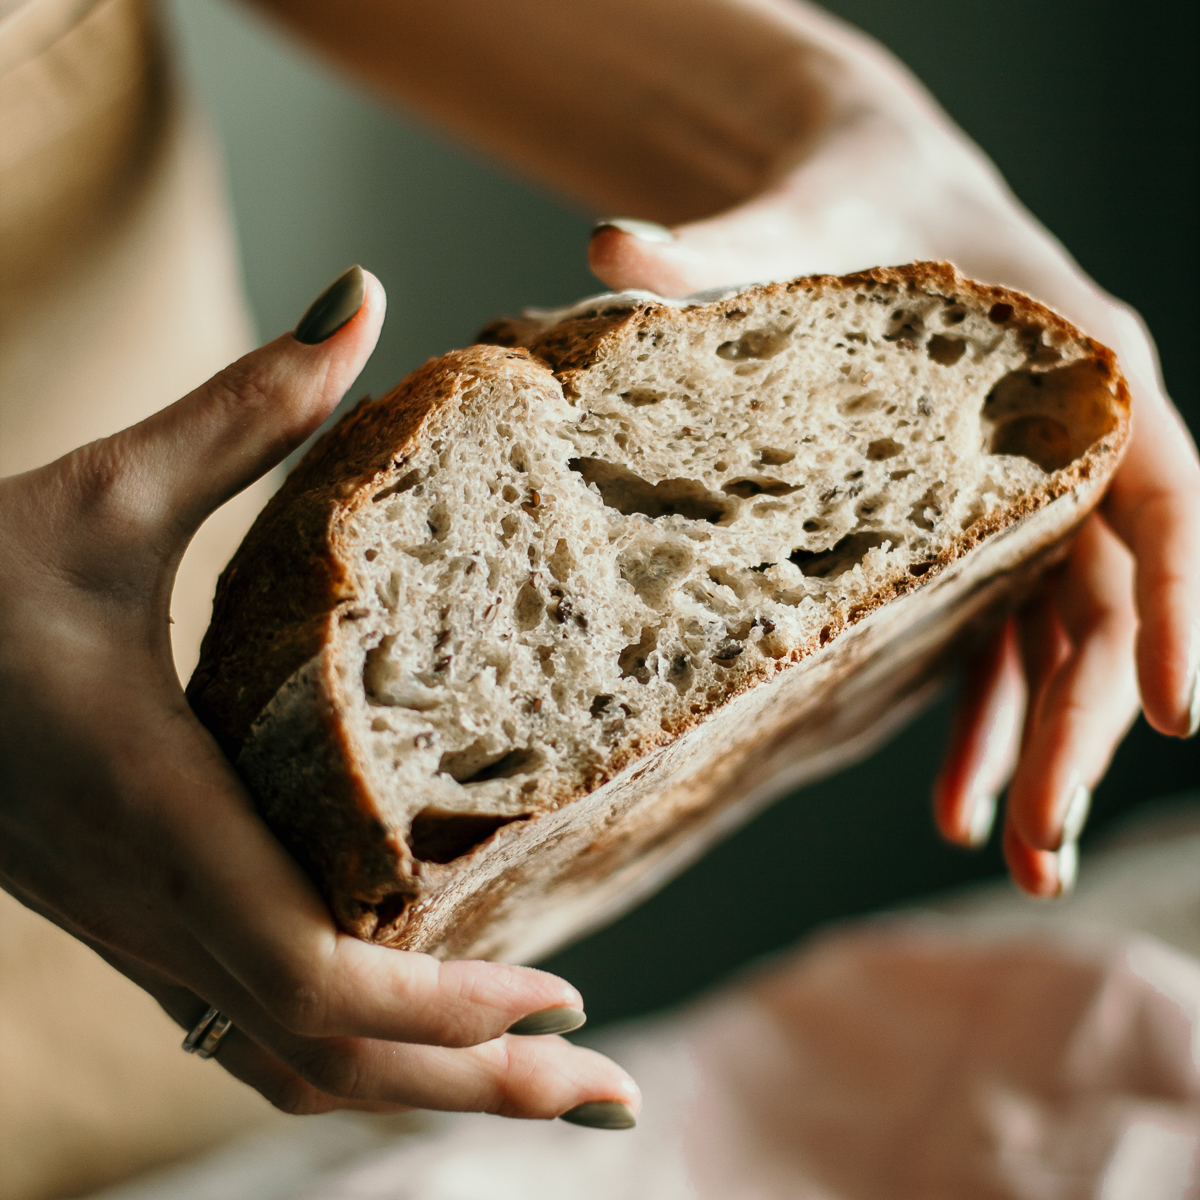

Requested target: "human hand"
[
  {"left": 586, "top": 4, "right": 1200, "bottom": 896},
  {"left": 0, "top": 267, "right": 638, "bottom": 1126}
]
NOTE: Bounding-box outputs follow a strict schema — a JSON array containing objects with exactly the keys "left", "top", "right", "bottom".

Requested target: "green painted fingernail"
[
  {"left": 1059, "top": 781, "right": 1092, "bottom": 847},
  {"left": 294, "top": 265, "right": 365, "bottom": 344},
  {"left": 559, "top": 1100, "right": 636, "bottom": 1130},
  {"left": 506, "top": 1006, "right": 587, "bottom": 1037},
  {"left": 1053, "top": 841, "right": 1079, "bottom": 898},
  {"left": 966, "top": 793, "right": 997, "bottom": 847}
]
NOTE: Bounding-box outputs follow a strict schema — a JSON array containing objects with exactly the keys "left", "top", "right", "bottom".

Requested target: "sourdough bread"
[{"left": 188, "top": 263, "right": 1129, "bottom": 963}]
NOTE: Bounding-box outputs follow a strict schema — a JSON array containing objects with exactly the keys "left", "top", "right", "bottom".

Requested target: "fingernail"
[
  {"left": 559, "top": 1100, "right": 637, "bottom": 1130},
  {"left": 966, "top": 793, "right": 997, "bottom": 847},
  {"left": 1186, "top": 664, "right": 1199, "bottom": 738},
  {"left": 593, "top": 217, "right": 675, "bottom": 244},
  {"left": 1058, "top": 779, "right": 1092, "bottom": 848},
  {"left": 1053, "top": 841, "right": 1079, "bottom": 897},
  {"left": 294, "top": 265, "right": 365, "bottom": 344},
  {"left": 505, "top": 1006, "right": 587, "bottom": 1037}
]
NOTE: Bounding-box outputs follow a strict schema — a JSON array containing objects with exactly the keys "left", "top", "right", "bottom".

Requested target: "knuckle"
[
  {"left": 66, "top": 436, "right": 148, "bottom": 534},
  {"left": 69, "top": 438, "right": 124, "bottom": 505},
  {"left": 485, "top": 1043, "right": 555, "bottom": 1120},
  {"left": 424, "top": 960, "right": 523, "bottom": 1046},
  {"left": 1056, "top": 695, "right": 1103, "bottom": 730},
  {"left": 208, "top": 361, "right": 274, "bottom": 419},
  {"left": 285, "top": 1040, "right": 365, "bottom": 1101},
  {"left": 263, "top": 1076, "right": 337, "bottom": 1117},
  {"left": 264, "top": 969, "right": 330, "bottom": 1038},
  {"left": 418, "top": 997, "right": 488, "bottom": 1048}
]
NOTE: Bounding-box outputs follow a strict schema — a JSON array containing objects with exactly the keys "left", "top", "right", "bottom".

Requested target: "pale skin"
[{"left": 1, "top": 0, "right": 1196, "bottom": 1119}]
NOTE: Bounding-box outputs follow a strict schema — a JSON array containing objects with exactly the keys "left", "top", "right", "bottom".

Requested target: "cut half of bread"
[{"left": 188, "top": 263, "right": 1129, "bottom": 964}]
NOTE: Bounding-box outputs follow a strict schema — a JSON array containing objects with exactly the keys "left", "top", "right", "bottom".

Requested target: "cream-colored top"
[
  {"left": 0, "top": 4, "right": 283, "bottom": 1198},
  {"left": 0, "top": 0, "right": 273, "bottom": 672}
]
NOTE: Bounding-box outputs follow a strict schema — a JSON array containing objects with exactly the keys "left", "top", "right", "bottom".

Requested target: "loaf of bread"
[{"left": 188, "top": 263, "right": 1129, "bottom": 963}]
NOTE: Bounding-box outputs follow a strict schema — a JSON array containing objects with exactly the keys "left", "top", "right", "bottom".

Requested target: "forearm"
[{"left": 249, "top": 0, "right": 857, "bottom": 222}]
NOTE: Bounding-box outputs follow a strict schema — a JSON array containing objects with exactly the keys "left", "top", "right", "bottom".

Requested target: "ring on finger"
[{"left": 182, "top": 1005, "right": 234, "bottom": 1060}]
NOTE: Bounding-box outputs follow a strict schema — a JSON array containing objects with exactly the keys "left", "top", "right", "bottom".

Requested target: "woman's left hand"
[{"left": 585, "top": 9, "right": 1200, "bottom": 896}]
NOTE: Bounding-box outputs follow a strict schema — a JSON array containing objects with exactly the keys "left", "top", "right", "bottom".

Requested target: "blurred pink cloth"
[
  {"left": 280, "top": 925, "right": 1198, "bottom": 1200},
  {"left": 86, "top": 818, "right": 1200, "bottom": 1200}
]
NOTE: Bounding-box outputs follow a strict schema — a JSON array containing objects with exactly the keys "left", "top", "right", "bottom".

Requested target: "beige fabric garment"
[{"left": 0, "top": 2, "right": 282, "bottom": 1198}]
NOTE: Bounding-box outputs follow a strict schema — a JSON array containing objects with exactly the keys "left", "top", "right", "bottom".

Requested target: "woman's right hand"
[{"left": 0, "top": 267, "right": 639, "bottom": 1126}]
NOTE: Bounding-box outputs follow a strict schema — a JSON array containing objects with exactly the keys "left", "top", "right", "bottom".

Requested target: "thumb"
[
  {"left": 586, "top": 114, "right": 934, "bottom": 297},
  {"left": 587, "top": 198, "right": 821, "bottom": 297},
  {"left": 101, "top": 266, "right": 385, "bottom": 547}
]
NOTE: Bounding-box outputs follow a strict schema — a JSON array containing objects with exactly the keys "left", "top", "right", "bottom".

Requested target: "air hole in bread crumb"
[
  {"left": 427, "top": 504, "right": 451, "bottom": 540},
  {"left": 666, "top": 654, "right": 694, "bottom": 694},
  {"left": 908, "top": 488, "right": 941, "bottom": 532},
  {"left": 758, "top": 446, "right": 795, "bottom": 466},
  {"left": 619, "top": 626, "right": 659, "bottom": 684},
  {"left": 721, "top": 476, "right": 800, "bottom": 499},
  {"left": 927, "top": 335, "right": 967, "bottom": 366},
  {"left": 991, "top": 416, "right": 1073, "bottom": 470},
  {"left": 437, "top": 742, "right": 543, "bottom": 786},
  {"left": 549, "top": 538, "right": 574, "bottom": 582},
  {"left": 751, "top": 501, "right": 788, "bottom": 517},
  {"left": 839, "top": 391, "right": 883, "bottom": 416},
  {"left": 761, "top": 639, "right": 789, "bottom": 662},
  {"left": 514, "top": 582, "right": 544, "bottom": 630},
  {"left": 621, "top": 388, "right": 664, "bottom": 406},
  {"left": 373, "top": 470, "right": 421, "bottom": 502},
  {"left": 408, "top": 807, "right": 529, "bottom": 863},
  {"left": 867, "top": 438, "right": 904, "bottom": 461},
  {"left": 708, "top": 564, "right": 749, "bottom": 598},
  {"left": 716, "top": 328, "right": 790, "bottom": 360},
  {"left": 570, "top": 458, "right": 733, "bottom": 524},
  {"left": 363, "top": 639, "right": 442, "bottom": 709},
  {"left": 885, "top": 310, "right": 924, "bottom": 343},
  {"left": 790, "top": 531, "right": 898, "bottom": 579},
  {"left": 620, "top": 541, "right": 694, "bottom": 608},
  {"left": 983, "top": 362, "right": 1117, "bottom": 471}
]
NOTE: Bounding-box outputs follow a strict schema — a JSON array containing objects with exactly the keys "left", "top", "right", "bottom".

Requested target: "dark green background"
[{"left": 171, "top": 0, "right": 1199, "bottom": 1025}]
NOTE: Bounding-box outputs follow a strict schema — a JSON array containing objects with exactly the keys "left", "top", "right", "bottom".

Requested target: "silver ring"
[{"left": 182, "top": 1005, "right": 234, "bottom": 1060}]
